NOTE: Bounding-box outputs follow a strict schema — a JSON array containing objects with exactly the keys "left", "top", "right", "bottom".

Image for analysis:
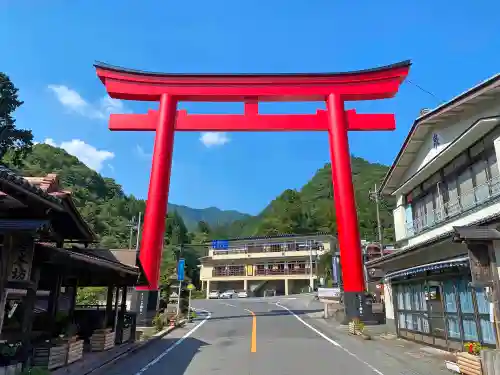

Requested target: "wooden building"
[{"left": 0, "top": 167, "right": 139, "bottom": 370}]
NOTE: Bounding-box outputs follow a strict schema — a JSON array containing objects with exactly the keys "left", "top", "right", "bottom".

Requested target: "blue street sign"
[
  {"left": 211, "top": 240, "right": 229, "bottom": 249},
  {"left": 177, "top": 258, "right": 185, "bottom": 281}
]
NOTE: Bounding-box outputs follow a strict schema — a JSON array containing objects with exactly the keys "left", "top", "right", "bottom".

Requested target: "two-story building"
[
  {"left": 199, "top": 233, "right": 334, "bottom": 297},
  {"left": 366, "top": 73, "right": 500, "bottom": 350}
]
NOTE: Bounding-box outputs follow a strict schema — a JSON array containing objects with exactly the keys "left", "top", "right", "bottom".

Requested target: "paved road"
[{"left": 103, "top": 296, "right": 422, "bottom": 375}]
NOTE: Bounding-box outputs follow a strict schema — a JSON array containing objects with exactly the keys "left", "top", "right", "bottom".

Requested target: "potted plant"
[{"left": 457, "top": 342, "right": 483, "bottom": 375}]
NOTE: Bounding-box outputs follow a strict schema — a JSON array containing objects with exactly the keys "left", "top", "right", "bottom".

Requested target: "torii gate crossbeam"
[{"left": 95, "top": 60, "right": 411, "bottom": 320}]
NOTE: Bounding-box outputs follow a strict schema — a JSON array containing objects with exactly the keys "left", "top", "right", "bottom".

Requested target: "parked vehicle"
[
  {"left": 208, "top": 290, "right": 220, "bottom": 299},
  {"left": 237, "top": 290, "right": 248, "bottom": 298},
  {"left": 220, "top": 290, "right": 237, "bottom": 299}
]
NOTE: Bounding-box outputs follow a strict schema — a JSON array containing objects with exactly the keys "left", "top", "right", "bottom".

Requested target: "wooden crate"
[
  {"left": 122, "top": 327, "right": 132, "bottom": 343},
  {"left": 66, "top": 339, "right": 84, "bottom": 364},
  {"left": 457, "top": 352, "right": 483, "bottom": 375},
  {"left": 90, "top": 329, "right": 115, "bottom": 351},
  {"left": 33, "top": 343, "right": 68, "bottom": 370}
]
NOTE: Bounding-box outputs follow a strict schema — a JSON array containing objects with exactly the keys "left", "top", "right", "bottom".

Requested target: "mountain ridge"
[{"left": 3, "top": 143, "right": 394, "bottom": 247}]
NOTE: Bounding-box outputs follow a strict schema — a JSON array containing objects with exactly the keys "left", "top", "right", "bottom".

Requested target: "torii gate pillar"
[{"left": 95, "top": 60, "right": 411, "bottom": 320}]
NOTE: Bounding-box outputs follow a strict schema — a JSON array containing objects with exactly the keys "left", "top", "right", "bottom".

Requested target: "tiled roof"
[
  {"left": 0, "top": 168, "right": 96, "bottom": 242},
  {"left": 0, "top": 165, "right": 62, "bottom": 204}
]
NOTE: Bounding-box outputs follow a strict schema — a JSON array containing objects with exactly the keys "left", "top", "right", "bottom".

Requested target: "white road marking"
[
  {"left": 133, "top": 308, "right": 211, "bottom": 375},
  {"left": 275, "top": 302, "right": 385, "bottom": 375},
  {"left": 221, "top": 302, "right": 237, "bottom": 307}
]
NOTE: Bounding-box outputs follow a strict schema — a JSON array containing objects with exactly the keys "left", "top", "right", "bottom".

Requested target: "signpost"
[
  {"left": 187, "top": 283, "right": 194, "bottom": 321},
  {"left": 177, "top": 258, "right": 185, "bottom": 315}
]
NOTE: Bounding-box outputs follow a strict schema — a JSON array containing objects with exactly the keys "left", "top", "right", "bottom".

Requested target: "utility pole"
[
  {"left": 308, "top": 242, "right": 313, "bottom": 291},
  {"left": 369, "top": 183, "right": 384, "bottom": 250},
  {"left": 135, "top": 212, "right": 142, "bottom": 251},
  {"left": 127, "top": 216, "right": 136, "bottom": 250}
]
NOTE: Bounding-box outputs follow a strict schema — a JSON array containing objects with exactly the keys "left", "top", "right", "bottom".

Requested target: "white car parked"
[
  {"left": 220, "top": 290, "right": 237, "bottom": 299},
  {"left": 208, "top": 290, "right": 220, "bottom": 299},
  {"left": 237, "top": 290, "right": 248, "bottom": 298}
]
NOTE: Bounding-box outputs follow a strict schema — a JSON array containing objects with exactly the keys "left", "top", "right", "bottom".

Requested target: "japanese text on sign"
[{"left": 9, "top": 237, "right": 34, "bottom": 282}]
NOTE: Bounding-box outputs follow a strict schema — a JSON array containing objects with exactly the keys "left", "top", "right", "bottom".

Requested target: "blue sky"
[{"left": 1, "top": 1, "right": 499, "bottom": 215}]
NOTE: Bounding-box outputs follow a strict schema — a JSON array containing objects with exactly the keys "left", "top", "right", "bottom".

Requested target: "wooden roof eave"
[{"left": 59, "top": 195, "right": 97, "bottom": 242}]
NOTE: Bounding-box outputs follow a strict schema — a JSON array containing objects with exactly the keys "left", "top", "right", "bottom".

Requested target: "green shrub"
[{"left": 152, "top": 314, "right": 165, "bottom": 332}]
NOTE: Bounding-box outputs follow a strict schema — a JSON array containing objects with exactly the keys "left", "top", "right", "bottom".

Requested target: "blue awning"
[
  {"left": 0, "top": 219, "right": 49, "bottom": 232},
  {"left": 384, "top": 256, "right": 469, "bottom": 281}
]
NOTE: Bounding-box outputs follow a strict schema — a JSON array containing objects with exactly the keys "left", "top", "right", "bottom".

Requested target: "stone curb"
[{"left": 82, "top": 319, "right": 187, "bottom": 375}]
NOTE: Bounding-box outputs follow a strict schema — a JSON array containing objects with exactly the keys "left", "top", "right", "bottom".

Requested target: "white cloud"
[
  {"left": 47, "top": 84, "right": 128, "bottom": 120},
  {"left": 42, "top": 138, "right": 114, "bottom": 172},
  {"left": 199, "top": 132, "right": 230, "bottom": 148},
  {"left": 135, "top": 145, "right": 152, "bottom": 159}
]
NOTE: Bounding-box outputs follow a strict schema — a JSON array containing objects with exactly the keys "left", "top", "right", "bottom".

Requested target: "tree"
[
  {"left": 0, "top": 73, "right": 33, "bottom": 166},
  {"left": 197, "top": 221, "right": 211, "bottom": 234},
  {"left": 76, "top": 287, "right": 107, "bottom": 305}
]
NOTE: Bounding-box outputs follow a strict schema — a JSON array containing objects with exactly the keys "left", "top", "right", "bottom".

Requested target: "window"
[
  {"left": 413, "top": 198, "right": 426, "bottom": 233},
  {"left": 445, "top": 177, "right": 460, "bottom": 216},
  {"left": 405, "top": 128, "right": 500, "bottom": 238},
  {"left": 424, "top": 193, "right": 435, "bottom": 227},
  {"left": 488, "top": 153, "right": 500, "bottom": 196},
  {"left": 472, "top": 160, "right": 489, "bottom": 203},
  {"left": 458, "top": 168, "right": 474, "bottom": 209},
  {"left": 395, "top": 278, "right": 495, "bottom": 349}
]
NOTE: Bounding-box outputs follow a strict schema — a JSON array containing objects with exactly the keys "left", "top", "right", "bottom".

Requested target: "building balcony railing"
[
  {"left": 211, "top": 262, "right": 314, "bottom": 277},
  {"left": 254, "top": 267, "right": 310, "bottom": 276},
  {"left": 212, "top": 267, "right": 246, "bottom": 277},
  {"left": 405, "top": 176, "right": 500, "bottom": 238},
  {"left": 212, "top": 241, "right": 325, "bottom": 256}
]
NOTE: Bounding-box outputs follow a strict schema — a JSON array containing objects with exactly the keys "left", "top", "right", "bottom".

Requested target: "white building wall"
[
  {"left": 392, "top": 106, "right": 500, "bottom": 248},
  {"left": 402, "top": 102, "right": 500, "bottom": 183}
]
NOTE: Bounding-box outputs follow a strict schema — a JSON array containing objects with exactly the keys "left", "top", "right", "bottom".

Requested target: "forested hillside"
[
  {"left": 3, "top": 143, "right": 248, "bottom": 247},
  {"left": 211, "top": 157, "right": 395, "bottom": 243}
]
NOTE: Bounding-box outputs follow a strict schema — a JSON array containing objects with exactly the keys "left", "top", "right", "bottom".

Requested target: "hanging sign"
[{"left": 9, "top": 237, "right": 35, "bottom": 282}]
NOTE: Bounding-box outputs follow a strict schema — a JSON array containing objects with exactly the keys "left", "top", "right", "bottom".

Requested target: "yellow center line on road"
[{"left": 244, "top": 308, "right": 257, "bottom": 353}]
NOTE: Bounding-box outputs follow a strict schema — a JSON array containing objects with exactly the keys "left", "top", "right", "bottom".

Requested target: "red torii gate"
[{"left": 95, "top": 60, "right": 410, "bottom": 318}]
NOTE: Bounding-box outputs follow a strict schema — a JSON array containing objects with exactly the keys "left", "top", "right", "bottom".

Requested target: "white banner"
[{"left": 317, "top": 287, "right": 341, "bottom": 299}]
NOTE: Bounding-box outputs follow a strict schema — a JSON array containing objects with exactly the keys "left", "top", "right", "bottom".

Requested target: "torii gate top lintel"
[{"left": 94, "top": 60, "right": 411, "bottom": 102}]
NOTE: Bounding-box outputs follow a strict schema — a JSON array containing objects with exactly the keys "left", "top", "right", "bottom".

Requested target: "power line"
[{"left": 406, "top": 78, "right": 446, "bottom": 105}]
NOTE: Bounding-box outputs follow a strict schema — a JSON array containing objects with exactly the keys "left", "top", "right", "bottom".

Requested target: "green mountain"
[
  {"left": 167, "top": 204, "right": 250, "bottom": 231},
  {"left": 4, "top": 143, "right": 394, "bottom": 246},
  {"left": 2, "top": 143, "right": 250, "bottom": 245},
  {"left": 211, "top": 157, "right": 395, "bottom": 243}
]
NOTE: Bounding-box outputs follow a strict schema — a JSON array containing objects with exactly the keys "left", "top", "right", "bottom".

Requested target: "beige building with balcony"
[
  {"left": 199, "top": 233, "right": 335, "bottom": 298},
  {"left": 367, "top": 74, "right": 500, "bottom": 351}
]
